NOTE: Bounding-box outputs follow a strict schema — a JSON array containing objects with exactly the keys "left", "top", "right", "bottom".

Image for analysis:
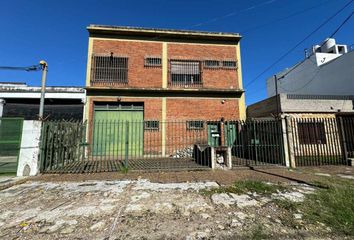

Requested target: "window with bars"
[
  {"left": 204, "top": 60, "right": 220, "bottom": 68},
  {"left": 91, "top": 55, "right": 128, "bottom": 84},
  {"left": 186, "top": 120, "right": 205, "bottom": 130},
  {"left": 222, "top": 60, "right": 237, "bottom": 69},
  {"left": 144, "top": 121, "right": 160, "bottom": 131},
  {"left": 297, "top": 122, "right": 327, "bottom": 144},
  {"left": 144, "top": 57, "right": 162, "bottom": 67},
  {"left": 170, "top": 60, "right": 202, "bottom": 86}
]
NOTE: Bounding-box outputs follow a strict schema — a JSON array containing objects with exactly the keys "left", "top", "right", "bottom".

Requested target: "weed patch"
[
  {"left": 302, "top": 180, "right": 354, "bottom": 236},
  {"left": 201, "top": 180, "right": 287, "bottom": 196}
]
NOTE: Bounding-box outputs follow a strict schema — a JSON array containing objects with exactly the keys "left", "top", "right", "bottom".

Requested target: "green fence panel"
[{"left": 0, "top": 118, "right": 23, "bottom": 173}]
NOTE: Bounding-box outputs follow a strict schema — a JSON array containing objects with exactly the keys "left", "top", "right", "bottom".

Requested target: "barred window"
[
  {"left": 170, "top": 60, "right": 202, "bottom": 86},
  {"left": 222, "top": 60, "right": 237, "bottom": 69},
  {"left": 144, "top": 121, "right": 159, "bottom": 131},
  {"left": 297, "top": 122, "right": 326, "bottom": 144},
  {"left": 204, "top": 60, "right": 220, "bottom": 68},
  {"left": 91, "top": 55, "right": 128, "bottom": 84},
  {"left": 144, "top": 57, "right": 162, "bottom": 67},
  {"left": 187, "top": 120, "right": 204, "bottom": 130}
]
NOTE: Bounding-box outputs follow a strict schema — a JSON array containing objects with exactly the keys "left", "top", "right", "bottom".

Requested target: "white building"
[
  {"left": 267, "top": 38, "right": 354, "bottom": 97},
  {"left": 0, "top": 82, "right": 85, "bottom": 120}
]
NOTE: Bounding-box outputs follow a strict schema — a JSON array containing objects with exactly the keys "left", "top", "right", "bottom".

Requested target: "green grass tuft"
[
  {"left": 302, "top": 180, "right": 354, "bottom": 236},
  {"left": 201, "top": 180, "right": 286, "bottom": 196}
]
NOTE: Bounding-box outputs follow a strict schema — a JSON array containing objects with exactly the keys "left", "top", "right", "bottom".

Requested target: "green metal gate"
[
  {"left": 93, "top": 104, "right": 144, "bottom": 156},
  {"left": 0, "top": 118, "right": 23, "bottom": 173}
]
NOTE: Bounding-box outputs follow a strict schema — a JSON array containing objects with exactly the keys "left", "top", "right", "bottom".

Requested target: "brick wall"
[
  {"left": 87, "top": 97, "right": 240, "bottom": 155},
  {"left": 168, "top": 43, "right": 239, "bottom": 89},
  {"left": 91, "top": 39, "right": 239, "bottom": 90},
  {"left": 92, "top": 40, "right": 163, "bottom": 88}
]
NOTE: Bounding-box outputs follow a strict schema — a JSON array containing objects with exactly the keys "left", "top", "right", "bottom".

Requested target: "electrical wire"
[
  {"left": 244, "top": 0, "right": 354, "bottom": 89},
  {"left": 0, "top": 65, "right": 41, "bottom": 71},
  {"left": 189, "top": 0, "right": 279, "bottom": 28},
  {"left": 241, "top": 0, "right": 333, "bottom": 33}
]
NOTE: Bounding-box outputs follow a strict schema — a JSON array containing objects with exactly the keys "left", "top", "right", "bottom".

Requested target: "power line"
[
  {"left": 244, "top": 0, "right": 354, "bottom": 89},
  {"left": 241, "top": 0, "right": 333, "bottom": 33},
  {"left": 189, "top": 0, "right": 279, "bottom": 28},
  {"left": 246, "top": 8, "right": 353, "bottom": 100},
  {"left": 277, "top": 9, "right": 354, "bottom": 81},
  {"left": 0, "top": 65, "right": 42, "bottom": 71}
]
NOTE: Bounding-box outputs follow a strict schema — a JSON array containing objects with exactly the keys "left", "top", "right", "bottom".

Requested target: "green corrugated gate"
[
  {"left": 93, "top": 104, "right": 144, "bottom": 156},
  {"left": 0, "top": 118, "right": 23, "bottom": 173}
]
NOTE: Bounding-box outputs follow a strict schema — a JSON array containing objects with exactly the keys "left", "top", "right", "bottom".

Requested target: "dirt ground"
[
  {"left": 0, "top": 166, "right": 353, "bottom": 240},
  {"left": 32, "top": 165, "right": 354, "bottom": 185}
]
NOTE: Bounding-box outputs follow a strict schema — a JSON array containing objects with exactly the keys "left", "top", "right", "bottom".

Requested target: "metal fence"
[
  {"left": 230, "top": 120, "right": 285, "bottom": 167},
  {"left": 39, "top": 116, "right": 354, "bottom": 173},
  {"left": 287, "top": 117, "right": 347, "bottom": 166},
  {"left": 0, "top": 118, "right": 23, "bottom": 173},
  {"left": 40, "top": 119, "right": 285, "bottom": 173}
]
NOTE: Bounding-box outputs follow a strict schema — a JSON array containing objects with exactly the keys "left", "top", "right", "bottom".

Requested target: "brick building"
[{"left": 84, "top": 25, "right": 245, "bottom": 157}]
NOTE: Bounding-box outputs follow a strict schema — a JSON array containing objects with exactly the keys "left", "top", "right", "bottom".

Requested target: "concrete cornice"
[{"left": 87, "top": 25, "right": 242, "bottom": 43}]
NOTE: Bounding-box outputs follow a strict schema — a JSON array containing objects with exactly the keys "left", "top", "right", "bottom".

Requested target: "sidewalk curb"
[{"left": 0, "top": 178, "right": 28, "bottom": 191}]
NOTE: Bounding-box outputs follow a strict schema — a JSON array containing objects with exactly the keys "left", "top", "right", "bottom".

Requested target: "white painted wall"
[
  {"left": 267, "top": 50, "right": 354, "bottom": 97},
  {"left": 0, "top": 98, "right": 4, "bottom": 117},
  {"left": 17, "top": 121, "right": 42, "bottom": 176}
]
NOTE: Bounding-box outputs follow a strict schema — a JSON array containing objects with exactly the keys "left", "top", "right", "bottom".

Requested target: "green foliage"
[
  {"left": 120, "top": 165, "right": 129, "bottom": 174},
  {"left": 303, "top": 179, "right": 354, "bottom": 236},
  {"left": 201, "top": 180, "right": 286, "bottom": 196},
  {"left": 250, "top": 224, "right": 269, "bottom": 240}
]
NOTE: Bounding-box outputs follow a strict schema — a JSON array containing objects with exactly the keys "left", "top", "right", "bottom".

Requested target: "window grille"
[
  {"left": 222, "top": 60, "right": 237, "bottom": 69},
  {"left": 144, "top": 57, "right": 162, "bottom": 67},
  {"left": 204, "top": 60, "right": 220, "bottom": 68},
  {"left": 144, "top": 121, "right": 160, "bottom": 131},
  {"left": 297, "top": 122, "right": 327, "bottom": 144},
  {"left": 91, "top": 55, "right": 128, "bottom": 85},
  {"left": 169, "top": 60, "right": 202, "bottom": 86},
  {"left": 186, "top": 120, "right": 205, "bottom": 130}
]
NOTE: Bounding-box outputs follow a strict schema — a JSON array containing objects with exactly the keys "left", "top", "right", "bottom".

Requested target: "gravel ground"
[{"left": 0, "top": 166, "right": 353, "bottom": 239}]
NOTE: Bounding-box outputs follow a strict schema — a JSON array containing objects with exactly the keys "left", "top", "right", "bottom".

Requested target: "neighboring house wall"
[
  {"left": 247, "top": 94, "right": 354, "bottom": 118},
  {"left": 0, "top": 84, "right": 86, "bottom": 120},
  {"left": 286, "top": 114, "right": 343, "bottom": 159},
  {"left": 267, "top": 50, "right": 354, "bottom": 97}
]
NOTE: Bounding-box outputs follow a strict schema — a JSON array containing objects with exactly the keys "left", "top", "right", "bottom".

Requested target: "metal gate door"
[
  {"left": 0, "top": 118, "right": 23, "bottom": 173},
  {"left": 92, "top": 104, "right": 144, "bottom": 157}
]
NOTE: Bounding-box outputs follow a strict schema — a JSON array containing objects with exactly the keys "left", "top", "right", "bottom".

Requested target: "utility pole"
[
  {"left": 38, "top": 60, "right": 48, "bottom": 120},
  {"left": 274, "top": 74, "right": 279, "bottom": 119}
]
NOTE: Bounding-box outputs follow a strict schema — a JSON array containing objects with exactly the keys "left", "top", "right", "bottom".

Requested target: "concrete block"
[{"left": 17, "top": 121, "right": 42, "bottom": 176}]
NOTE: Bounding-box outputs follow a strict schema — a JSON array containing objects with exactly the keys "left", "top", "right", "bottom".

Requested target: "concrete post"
[
  {"left": 281, "top": 116, "right": 290, "bottom": 167},
  {"left": 0, "top": 98, "right": 5, "bottom": 117},
  {"left": 286, "top": 117, "right": 296, "bottom": 168},
  {"left": 38, "top": 61, "right": 48, "bottom": 120},
  {"left": 210, "top": 147, "right": 215, "bottom": 169},
  {"left": 227, "top": 147, "right": 232, "bottom": 170}
]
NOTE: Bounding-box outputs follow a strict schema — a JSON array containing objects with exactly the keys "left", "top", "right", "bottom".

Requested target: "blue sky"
[{"left": 0, "top": 0, "right": 353, "bottom": 105}]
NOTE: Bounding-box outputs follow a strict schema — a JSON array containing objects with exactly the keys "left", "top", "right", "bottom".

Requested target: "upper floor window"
[
  {"left": 169, "top": 60, "right": 202, "bottom": 86},
  {"left": 222, "top": 60, "right": 237, "bottom": 69},
  {"left": 91, "top": 54, "right": 128, "bottom": 84},
  {"left": 204, "top": 60, "right": 220, "bottom": 68},
  {"left": 144, "top": 57, "right": 162, "bottom": 67}
]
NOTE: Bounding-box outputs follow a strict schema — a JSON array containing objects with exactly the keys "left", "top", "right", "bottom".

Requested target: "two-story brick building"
[{"left": 84, "top": 25, "right": 245, "bottom": 158}]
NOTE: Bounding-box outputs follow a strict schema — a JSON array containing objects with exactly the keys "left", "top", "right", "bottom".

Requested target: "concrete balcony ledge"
[{"left": 86, "top": 86, "right": 244, "bottom": 98}]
